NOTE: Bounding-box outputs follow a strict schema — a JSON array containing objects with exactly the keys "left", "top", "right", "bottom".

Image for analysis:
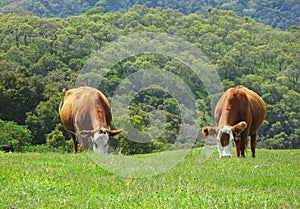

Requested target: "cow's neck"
[
  {"left": 90, "top": 108, "right": 107, "bottom": 133},
  {"left": 218, "top": 107, "right": 238, "bottom": 127}
]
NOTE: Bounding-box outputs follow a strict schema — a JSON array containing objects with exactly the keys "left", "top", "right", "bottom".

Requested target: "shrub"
[
  {"left": 46, "top": 129, "right": 74, "bottom": 152},
  {"left": 46, "top": 129, "right": 66, "bottom": 148},
  {"left": 0, "top": 119, "right": 32, "bottom": 151}
]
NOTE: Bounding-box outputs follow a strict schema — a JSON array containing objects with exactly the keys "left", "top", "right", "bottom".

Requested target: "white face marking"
[
  {"left": 217, "top": 126, "right": 234, "bottom": 158},
  {"left": 92, "top": 128, "right": 109, "bottom": 154}
]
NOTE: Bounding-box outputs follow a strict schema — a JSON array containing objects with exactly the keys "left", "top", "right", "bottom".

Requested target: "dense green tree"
[
  {"left": 25, "top": 94, "right": 61, "bottom": 144},
  {"left": 0, "top": 67, "right": 45, "bottom": 124}
]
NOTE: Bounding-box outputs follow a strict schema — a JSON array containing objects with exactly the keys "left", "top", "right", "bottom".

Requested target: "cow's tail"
[{"left": 59, "top": 88, "right": 67, "bottom": 113}]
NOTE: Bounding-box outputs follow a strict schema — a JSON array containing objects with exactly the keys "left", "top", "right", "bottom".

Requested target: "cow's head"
[
  {"left": 79, "top": 128, "right": 122, "bottom": 154},
  {"left": 202, "top": 121, "right": 247, "bottom": 158}
]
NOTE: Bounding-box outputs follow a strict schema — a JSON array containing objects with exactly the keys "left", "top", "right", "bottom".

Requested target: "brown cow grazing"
[
  {"left": 202, "top": 85, "right": 266, "bottom": 158},
  {"left": 59, "top": 86, "right": 122, "bottom": 154}
]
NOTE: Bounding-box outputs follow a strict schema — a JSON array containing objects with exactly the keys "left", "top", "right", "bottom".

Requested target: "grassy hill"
[{"left": 1, "top": 149, "right": 299, "bottom": 208}]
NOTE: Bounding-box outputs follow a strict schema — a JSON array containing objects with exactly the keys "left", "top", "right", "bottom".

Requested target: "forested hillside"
[
  {"left": 0, "top": 0, "right": 299, "bottom": 30},
  {"left": 0, "top": 6, "right": 299, "bottom": 153}
]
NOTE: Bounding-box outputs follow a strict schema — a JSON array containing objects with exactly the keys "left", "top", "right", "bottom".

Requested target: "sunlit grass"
[{"left": 0, "top": 149, "right": 299, "bottom": 208}]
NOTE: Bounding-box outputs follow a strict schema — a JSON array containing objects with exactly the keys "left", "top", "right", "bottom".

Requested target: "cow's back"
[
  {"left": 59, "top": 89, "right": 75, "bottom": 132},
  {"left": 59, "top": 86, "right": 112, "bottom": 132},
  {"left": 243, "top": 87, "right": 266, "bottom": 134},
  {"left": 214, "top": 85, "right": 265, "bottom": 134},
  {"left": 214, "top": 86, "right": 250, "bottom": 126},
  {"left": 95, "top": 90, "right": 112, "bottom": 127}
]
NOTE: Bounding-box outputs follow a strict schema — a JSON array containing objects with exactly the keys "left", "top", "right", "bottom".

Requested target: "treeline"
[
  {"left": 0, "top": 0, "right": 99, "bottom": 17},
  {"left": 0, "top": 0, "right": 299, "bottom": 30},
  {"left": 99, "top": 0, "right": 300, "bottom": 30},
  {"left": 0, "top": 6, "right": 299, "bottom": 153}
]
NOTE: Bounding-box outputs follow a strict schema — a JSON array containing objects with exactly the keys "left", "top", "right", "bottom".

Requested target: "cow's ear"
[
  {"left": 201, "top": 126, "right": 218, "bottom": 138},
  {"left": 233, "top": 121, "right": 247, "bottom": 135},
  {"left": 106, "top": 129, "right": 122, "bottom": 136}
]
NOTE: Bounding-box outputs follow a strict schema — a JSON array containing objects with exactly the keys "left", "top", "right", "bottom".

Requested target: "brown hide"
[
  {"left": 203, "top": 85, "right": 266, "bottom": 158},
  {"left": 59, "top": 86, "right": 121, "bottom": 153}
]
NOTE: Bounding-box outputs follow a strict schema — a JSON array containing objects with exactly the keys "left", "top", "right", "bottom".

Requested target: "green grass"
[{"left": 0, "top": 149, "right": 299, "bottom": 208}]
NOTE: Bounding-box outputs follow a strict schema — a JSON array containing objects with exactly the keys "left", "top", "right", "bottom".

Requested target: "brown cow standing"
[
  {"left": 59, "top": 86, "right": 122, "bottom": 154},
  {"left": 202, "top": 85, "right": 266, "bottom": 158}
]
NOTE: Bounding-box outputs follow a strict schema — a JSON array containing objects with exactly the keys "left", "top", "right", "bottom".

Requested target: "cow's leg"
[
  {"left": 250, "top": 132, "right": 257, "bottom": 158},
  {"left": 239, "top": 136, "right": 245, "bottom": 157},
  {"left": 239, "top": 139, "right": 246, "bottom": 157},
  {"left": 81, "top": 138, "right": 89, "bottom": 151},
  {"left": 70, "top": 133, "right": 78, "bottom": 154},
  {"left": 240, "top": 143, "right": 245, "bottom": 158},
  {"left": 240, "top": 132, "right": 249, "bottom": 158},
  {"left": 234, "top": 140, "right": 240, "bottom": 158}
]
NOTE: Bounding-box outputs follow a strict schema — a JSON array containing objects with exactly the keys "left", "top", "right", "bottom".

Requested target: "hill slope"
[
  {"left": 0, "top": 7, "right": 299, "bottom": 151},
  {"left": 0, "top": 0, "right": 299, "bottom": 30}
]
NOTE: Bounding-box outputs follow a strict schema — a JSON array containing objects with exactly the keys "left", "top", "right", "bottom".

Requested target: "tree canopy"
[{"left": 0, "top": 0, "right": 299, "bottom": 30}]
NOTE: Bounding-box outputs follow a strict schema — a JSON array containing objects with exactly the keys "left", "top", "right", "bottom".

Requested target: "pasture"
[{"left": 0, "top": 149, "right": 299, "bottom": 208}]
